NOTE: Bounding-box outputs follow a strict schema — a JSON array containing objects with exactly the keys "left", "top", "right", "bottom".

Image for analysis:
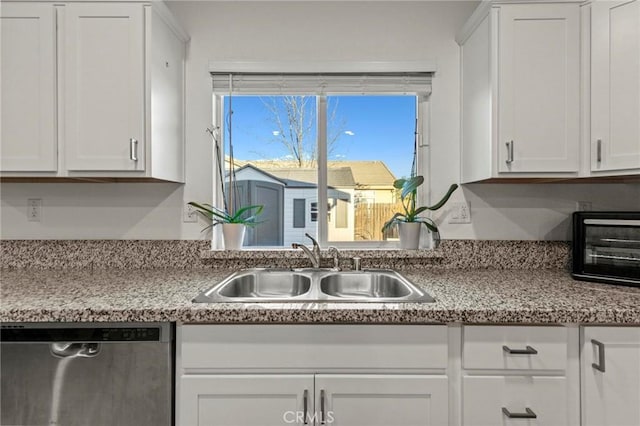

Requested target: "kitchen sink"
[
  {"left": 321, "top": 271, "right": 412, "bottom": 299},
  {"left": 193, "top": 268, "right": 434, "bottom": 303},
  {"left": 193, "top": 270, "right": 312, "bottom": 303}
]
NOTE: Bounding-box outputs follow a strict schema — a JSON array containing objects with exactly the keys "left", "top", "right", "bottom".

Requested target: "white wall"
[{"left": 1, "top": 1, "right": 638, "bottom": 240}]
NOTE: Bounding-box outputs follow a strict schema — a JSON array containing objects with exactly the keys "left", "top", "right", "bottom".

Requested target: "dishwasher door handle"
[{"left": 50, "top": 342, "right": 101, "bottom": 358}]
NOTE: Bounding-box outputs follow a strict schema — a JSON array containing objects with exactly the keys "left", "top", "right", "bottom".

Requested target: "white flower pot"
[
  {"left": 398, "top": 222, "right": 422, "bottom": 250},
  {"left": 222, "top": 223, "right": 246, "bottom": 250}
]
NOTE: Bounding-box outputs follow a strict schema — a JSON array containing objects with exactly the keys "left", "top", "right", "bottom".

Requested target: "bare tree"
[{"left": 261, "top": 96, "right": 347, "bottom": 167}]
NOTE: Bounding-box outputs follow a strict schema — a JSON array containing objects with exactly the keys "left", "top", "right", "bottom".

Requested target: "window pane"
[
  {"left": 223, "top": 95, "right": 318, "bottom": 247},
  {"left": 293, "top": 199, "right": 306, "bottom": 228},
  {"left": 325, "top": 95, "right": 416, "bottom": 243}
]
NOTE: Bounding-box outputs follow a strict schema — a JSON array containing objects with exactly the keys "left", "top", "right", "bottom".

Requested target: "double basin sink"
[{"left": 193, "top": 268, "right": 435, "bottom": 303}]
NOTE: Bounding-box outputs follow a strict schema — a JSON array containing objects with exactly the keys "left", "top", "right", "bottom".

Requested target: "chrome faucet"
[
  {"left": 291, "top": 233, "right": 322, "bottom": 268},
  {"left": 305, "top": 233, "right": 321, "bottom": 261}
]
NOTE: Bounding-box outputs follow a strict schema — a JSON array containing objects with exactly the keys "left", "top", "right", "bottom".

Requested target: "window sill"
[{"left": 200, "top": 248, "right": 443, "bottom": 269}]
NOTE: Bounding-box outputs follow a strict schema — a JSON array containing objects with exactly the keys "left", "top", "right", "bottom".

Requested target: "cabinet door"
[
  {"left": 179, "top": 375, "right": 313, "bottom": 426},
  {"left": 0, "top": 3, "right": 57, "bottom": 171},
  {"left": 315, "top": 374, "right": 448, "bottom": 426},
  {"left": 498, "top": 4, "right": 580, "bottom": 173},
  {"left": 591, "top": 0, "right": 640, "bottom": 172},
  {"left": 63, "top": 3, "right": 145, "bottom": 172},
  {"left": 582, "top": 327, "right": 640, "bottom": 426},
  {"left": 463, "top": 376, "right": 572, "bottom": 426}
]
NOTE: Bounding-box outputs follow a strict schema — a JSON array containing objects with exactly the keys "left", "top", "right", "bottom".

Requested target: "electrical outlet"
[
  {"left": 577, "top": 201, "right": 592, "bottom": 211},
  {"left": 183, "top": 204, "right": 198, "bottom": 223},
  {"left": 449, "top": 202, "right": 471, "bottom": 224},
  {"left": 27, "top": 198, "right": 42, "bottom": 222}
]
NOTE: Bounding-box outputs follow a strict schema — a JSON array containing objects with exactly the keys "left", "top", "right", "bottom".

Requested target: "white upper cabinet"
[
  {"left": 63, "top": 3, "right": 145, "bottom": 172},
  {"left": 0, "top": 2, "right": 187, "bottom": 182},
  {"left": 458, "top": 0, "right": 640, "bottom": 181},
  {"left": 458, "top": 2, "right": 581, "bottom": 182},
  {"left": 0, "top": 3, "right": 57, "bottom": 172},
  {"left": 590, "top": 0, "right": 640, "bottom": 173},
  {"left": 497, "top": 4, "right": 580, "bottom": 173}
]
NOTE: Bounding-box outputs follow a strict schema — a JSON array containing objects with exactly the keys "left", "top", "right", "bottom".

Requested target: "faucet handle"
[
  {"left": 304, "top": 233, "right": 320, "bottom": 252},
  {"left": 352, "top": 257, "right": 362, "bottom": 271},
  {"left": 327, "top": 246, "right": 340, "bottom": 271}
]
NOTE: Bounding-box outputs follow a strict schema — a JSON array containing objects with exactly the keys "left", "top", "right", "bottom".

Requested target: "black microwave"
[{"left": 572, "top": 212, "right": 640, "bottom": 287}]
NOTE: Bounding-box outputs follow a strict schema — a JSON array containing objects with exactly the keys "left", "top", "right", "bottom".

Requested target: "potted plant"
[
  {"left": 382, "top": 176, "right": 458, "bottom": 249},
  {"left": 188, "top": 202, "right": 263, "bottom": 250},
  {"left": 189, "top": 125, "right": 263, "bottom": 250}
]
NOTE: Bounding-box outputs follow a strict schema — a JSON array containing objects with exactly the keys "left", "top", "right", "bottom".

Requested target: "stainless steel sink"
[
  {"left": 193, "top": 268, "right": 434, "bottom": 303},
  {"left": 193, "top": 270, "right": 312, "bottom": 303},
  {"left": 321, "top": 272, "right": 412, "bottom": 298}
]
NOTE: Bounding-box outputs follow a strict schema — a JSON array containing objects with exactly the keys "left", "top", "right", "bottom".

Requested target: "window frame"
[{"left": 210, "top": 63, "right": 434, "bottom": 250}]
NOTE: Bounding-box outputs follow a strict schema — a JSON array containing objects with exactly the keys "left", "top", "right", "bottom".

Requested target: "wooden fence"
[{"left": 354, "top": 202, "right": 404, "bottom": 241}]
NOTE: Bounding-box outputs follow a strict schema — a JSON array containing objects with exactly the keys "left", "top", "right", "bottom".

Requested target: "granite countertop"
[{"left": 2, "top": 268, "right": 640, "bottom": 324}]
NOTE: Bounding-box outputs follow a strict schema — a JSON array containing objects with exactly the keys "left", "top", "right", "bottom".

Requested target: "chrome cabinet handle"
[
  {"left": 592, "top": 339, "right": 605, "bottom": 372},
  {"left": 503, "top": 345, "right": 538, "bottom": 355},
  {"left": 505, "top": 141, "right": 514, "bottom": 164},
  {"left": 502, "top": 407, "right": 537, "bottom": 419},
  {"left": 302, "top": 389, "right": 309, "bottom": 425},
  {"left": 320, "top": 389, "right": 326, "bottom": 425},
  {"left": 130, "top": 138, "right": 138, "bottom": 162},
  {"left": 596, "top": 139, "right": 602, "bottom": 164}
]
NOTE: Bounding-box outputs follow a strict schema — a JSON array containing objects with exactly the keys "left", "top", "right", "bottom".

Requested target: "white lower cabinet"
[
  {"left": 177, "top": 324, "right": 640, "bottom": 426},
  {"left": 180, "top": 374, "right": 448, "bottom": 426},
  {"left": 177, "top": 325, "right": 449, "bottom": 426},
  {"left": 316, "top": 375, "right": 448, "bottom": 426},
  {"left": 581, "top": 327, "right": 640, "bottom": 426},
  {"left": 463, "top": 376, "right": 568, "bottom": 426},
  {"left": 180, "top": 375, "right": 313, "bottom": 426},
  {"left": 461, "top": 325, "right": 579, "bottom": 426}
]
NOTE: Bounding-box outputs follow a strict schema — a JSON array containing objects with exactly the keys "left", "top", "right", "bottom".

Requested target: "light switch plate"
[
  {"left": 449, "top": 202, "right": 471, "bottom": 224},
  {"left": 577, "top": 201, "right": 592, "bottom": 211}
]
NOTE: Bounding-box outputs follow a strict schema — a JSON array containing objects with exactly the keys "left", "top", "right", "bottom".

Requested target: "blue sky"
[{"left": 223, "top": 95, "right": 416, "bottom": 179}]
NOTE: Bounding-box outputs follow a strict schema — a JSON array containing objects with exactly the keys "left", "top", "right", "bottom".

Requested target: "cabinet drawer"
[
  {"left": 463, "top": 376, "right": 571, "bottom": 426},
  {"left": 463, "top": 326, "right": 567, "bottom": 370},
  {"left": 180, "top": 325, "right": 448, "bottom": 371}
]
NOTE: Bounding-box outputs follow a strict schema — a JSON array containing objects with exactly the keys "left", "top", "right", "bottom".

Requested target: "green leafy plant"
[
  {"left": 382, "top": 176, "right": 458, "bottom": 233},
  {"left": 188, "top": 202, "right": 263, "bottom": 232},
  {"left": 188, "top": 124, "right": 264, "bottom": 234}
]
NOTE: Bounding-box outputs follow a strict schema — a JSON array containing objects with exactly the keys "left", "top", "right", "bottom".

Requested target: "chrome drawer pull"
[
  {"left": 320, "top": 389, "right": 326, "bottom": 425},
  {"left": 591, "top": 339, "right": 605, "bottom": 373},
  {"left": 502, "top": 345, "right": 538, "bottom": 355},
  {"left": 502, "top": 407, "right": 537, "bottom": 419},
  {"left": 302, "top": 389, "right": 309, "bottom": 425}
]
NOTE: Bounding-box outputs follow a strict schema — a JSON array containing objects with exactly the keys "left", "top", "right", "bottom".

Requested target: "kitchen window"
[{"left": 211, "top": 63, "right": 433, "bottom": 248}]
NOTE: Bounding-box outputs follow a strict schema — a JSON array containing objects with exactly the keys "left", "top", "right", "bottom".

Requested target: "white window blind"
[{"left": 211, "top": 72, "right": 432, "bottom": 96}]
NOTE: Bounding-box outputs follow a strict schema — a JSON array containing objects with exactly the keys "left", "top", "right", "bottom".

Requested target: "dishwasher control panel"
[{"left": 1, "top": 326, "right": 162, "bottom": 342}]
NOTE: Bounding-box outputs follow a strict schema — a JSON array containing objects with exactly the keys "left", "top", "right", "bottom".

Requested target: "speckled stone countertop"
[{"left": 2, "top": 268, "right": 639, "bottom": 324}]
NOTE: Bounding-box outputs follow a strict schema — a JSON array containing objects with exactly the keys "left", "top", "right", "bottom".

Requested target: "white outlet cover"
[
  {"left": 183, "top": 204, "right": 198, "bottom": 223},
  {"left": 27, "top": 198, "right": 42, "bottom": 222},
  {"left": 449, "top": 202, "right": 471, "bottom": 224}
]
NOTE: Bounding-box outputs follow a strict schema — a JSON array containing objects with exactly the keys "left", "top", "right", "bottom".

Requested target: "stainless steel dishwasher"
[{"left": 1, "top": 322, "right": 174, "bottom": 426}]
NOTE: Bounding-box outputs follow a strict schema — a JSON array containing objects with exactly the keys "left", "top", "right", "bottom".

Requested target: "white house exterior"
[{"left": 233, "top": 165, "right": 355, "bottom": 246}]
